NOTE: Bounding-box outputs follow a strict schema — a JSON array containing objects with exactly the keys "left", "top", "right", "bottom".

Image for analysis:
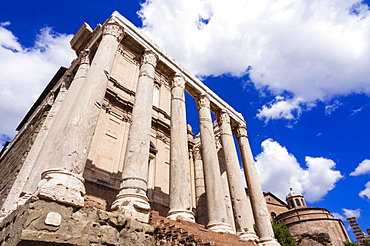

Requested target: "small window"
[
  {"left": 295, "top": 198, "right": 301, "bottom": 206},
  {"left": 301, "top": 198, "right": 305, "bottom": 206},
  {"left": 271, "top": 212, "right": 276, "bottom": 219}
]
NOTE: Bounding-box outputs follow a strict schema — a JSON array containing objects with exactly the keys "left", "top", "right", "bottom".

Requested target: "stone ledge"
[
  {"left": 0, "top": 197, "right": 154, "bottom": 246},
  {"left": 150, "top": 211, "right": 255, "bottom": 246}
]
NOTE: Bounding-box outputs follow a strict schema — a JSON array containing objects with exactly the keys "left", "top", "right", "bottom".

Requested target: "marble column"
[
  {"left": 167, "top": 74, "right": 195, "bottom": 222},
  {"left": 236, "top": 125, "right": 280, "bottom": 246},
  {"left": 1, "top": 74, "right": 71, "bottom": 214},
  {"left": 37, "top": 20, "right": 124, "bottom": 207},
  {"left": 23, "top": 49, "right": 90, "bottom": 195},
  {"left": 193, "top": 146, "right": 207, "bottom": 225},
  {"left": 196, "top": 94, "right": 232, "bottom": 233},
  {"left": 217, "top": 111, "right": 259, "bottom": 242},
  {"left": 111, "top": 50, "right": 157, "bottom": 223}
]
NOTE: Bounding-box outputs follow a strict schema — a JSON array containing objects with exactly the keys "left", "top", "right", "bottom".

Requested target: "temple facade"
[{"left": 0, "top": 11, "right": 281, "bottom": 245}]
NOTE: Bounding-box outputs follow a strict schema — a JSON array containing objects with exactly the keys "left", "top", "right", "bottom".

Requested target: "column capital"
[
  {"left": 236, "top": 124, "right": 248, "bottom": 138},
  {"left": 196, "top": 94, "right": 210, "bottom": 109},
  {"left": 217, "top": 110, "right": 230, "bottom": 124},
  {"left": 171, "top": 73, "right": 185, "bottom": 89},
  {"left": 141, "top": 50, "right": 158, "bottom": 67},
  {"left": 79, "top": 49, "right": 90, "bottom": 65},
  {"left": 193, "top": 147, "right": 202, "bottom": 161},
  {"left": 103, "top": 21, "right": 125, "bottom": 42}
]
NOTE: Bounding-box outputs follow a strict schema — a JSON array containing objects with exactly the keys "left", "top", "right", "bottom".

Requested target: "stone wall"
[
  {"left": 150, "top": 211, "right": 254, "bottom": 246},
  {"left": 0, "top": 197, "right": 154, "bottom": 246},
  {"left": 0, "top": 105, "right": 50, "bottom": 208},
  {"left": 288, "top": 219, "right": 349, "bottom": 246},
  {"left": 276, "top": 207, "right": 350, "bottom": 246},
  {"left": 0, "top": 197, "right": 256, "bottom": 246}
]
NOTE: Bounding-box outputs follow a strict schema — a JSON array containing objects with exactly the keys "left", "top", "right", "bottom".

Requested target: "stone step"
[{"left": 150, "top": 211, "right": 255, "bottom": 246}]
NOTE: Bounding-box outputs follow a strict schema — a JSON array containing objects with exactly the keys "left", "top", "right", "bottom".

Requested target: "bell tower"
[{"left": 286, "top": 188, "right": 306, "bottom": 209}]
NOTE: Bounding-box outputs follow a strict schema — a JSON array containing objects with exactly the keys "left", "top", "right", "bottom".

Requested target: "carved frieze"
[
  {"left": 46, "top": 92, "right": 55, "bottom": 106},
  {"left": 62, "top": 73, "right": 74, "bottom": 90}
]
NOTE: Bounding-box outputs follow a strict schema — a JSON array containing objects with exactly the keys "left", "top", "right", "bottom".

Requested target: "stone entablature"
[{"left": 71, "top": 11, "right": 245, "bottom": 128}]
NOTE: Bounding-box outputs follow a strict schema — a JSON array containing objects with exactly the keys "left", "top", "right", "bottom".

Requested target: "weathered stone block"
[{"left": 100, "top": 225, "right": 119, "bottom": 245}]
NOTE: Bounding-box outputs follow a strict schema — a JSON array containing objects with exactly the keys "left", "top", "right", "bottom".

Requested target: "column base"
[
  {"left": 167, "top": 209, "right": 195, "bottom": 222},
  {"left": 38, "top": 169, "right": 85, "bottom": 207},
  {"left": 111, "top": 192, "right": 151, "bottom": 223},
  {"left": 259, "top": 238, "right": 281, "bottom": 246},
  {"left": 206, "top": 221, "right": 234, "bottom": 233},
  {"left": 239, "top": 231, "right": 259, "bottom": 243}
]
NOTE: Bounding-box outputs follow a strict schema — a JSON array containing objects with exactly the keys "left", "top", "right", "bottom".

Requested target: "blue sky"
[{"left": 1, "top": 0, "right": 370, "bottom": 241}]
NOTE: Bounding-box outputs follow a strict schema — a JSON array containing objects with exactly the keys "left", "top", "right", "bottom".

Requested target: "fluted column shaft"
[
  {"left": 1, "top": 75, "right": 71, "bottom": 214},
  {"left": 23, "top": 49, "right": 90, "bottom": 195},
  {"left": 111, "top": 50, "right": 157, "bottom": 223},
  {"left": 196, "top": 95, "right": 232, "bottom": 233},
  {"left": 193, "top": 146, "right": 207, "bottom": 225},
  {"left": 236, "top": 125, "right": 280, "bottom": 246},
  {"left": 217, "top": 111, "right": 258, "bottom": 242},
  {"left": 167, "top": 74, "right": 195, "bottom": 222},
  {"left": 37, "top": 20, "right": 124, "bottom": 207}
]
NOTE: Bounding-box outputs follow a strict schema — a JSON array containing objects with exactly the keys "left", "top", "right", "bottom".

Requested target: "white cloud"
[
  {"left": 343, "top": 208, "right": 361, "bottom": 218},
  {"left": 254, "top": 138, "right": 343, "bottom": 202},
  {"left": 0, "top": 24, "right": 76, "bottom": 146},
  {"left": 350, "top": 159, "right": 370, "bottom": 176},
  {"left": 359, "top": 181, "right": 370, "bottom": 199},
  {"left": 325, "top": 100, "right": 342, "bottom": 115},
  {"left": 139, "top": 0, "right": 370, "bottom": 120},
  {"left": 257, "top": 96, "right": 303, "bottom": 121},
  {"left": 332, "top": 212, "right": 346, "bottom": 221}
]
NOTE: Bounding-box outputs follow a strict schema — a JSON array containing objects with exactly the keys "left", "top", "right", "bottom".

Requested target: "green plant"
[
  {"left": 272, "top": 221, "right": 297, "bottom": 246},
  {"left": 343, "top": 241, "right": 357, "bottom": 246}
]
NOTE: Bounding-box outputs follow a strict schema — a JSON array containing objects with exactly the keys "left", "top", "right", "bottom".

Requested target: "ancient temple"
[{"left": 0, "top": 11, "right": 280, "bottom": 245}]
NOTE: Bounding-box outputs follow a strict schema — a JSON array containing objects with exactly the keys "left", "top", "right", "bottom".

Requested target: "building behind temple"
[
  {"left": 265, "top": 188, "right": 350, "bottom": 245},
  {"left": 0, "top": 11, "right": 282, "bottom": 246},
  {"left": 347, "top": 216, "right": 370, "bottom": 246}
]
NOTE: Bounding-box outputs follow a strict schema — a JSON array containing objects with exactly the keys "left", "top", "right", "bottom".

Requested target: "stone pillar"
[
  {"left": 193, "top": 146, "right": 207, "bottom": 225},
  {"left": 236, "top": 125, "right": 280, "bottom": 246},
  {"left": 1, "top": 75, "right": 71, "bottom": 214},
  {"left": 111, "top": 50, "right": 157, "bottom": 223},
  {"left": 23, "top": 49, "right": 90, "bottom": 195},
  {"left": 217, "top": 111, "right": 258, "bottom": 242},
  {"left": 167, "top": 74, "right": 195, "bottom": 222},
  {"left": 217, "top": 151, "right": 237, "bottom": 232},
  {"left": 196, "top": 95, "right": 232, "bottom": 233},
  {"left": 37, "top": 20, "right": 124, "bottom": 207}
]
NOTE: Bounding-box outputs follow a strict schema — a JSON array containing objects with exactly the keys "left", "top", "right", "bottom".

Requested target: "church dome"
[{"left": 286, "top": 188, "right": 303, "bottom": 199}]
